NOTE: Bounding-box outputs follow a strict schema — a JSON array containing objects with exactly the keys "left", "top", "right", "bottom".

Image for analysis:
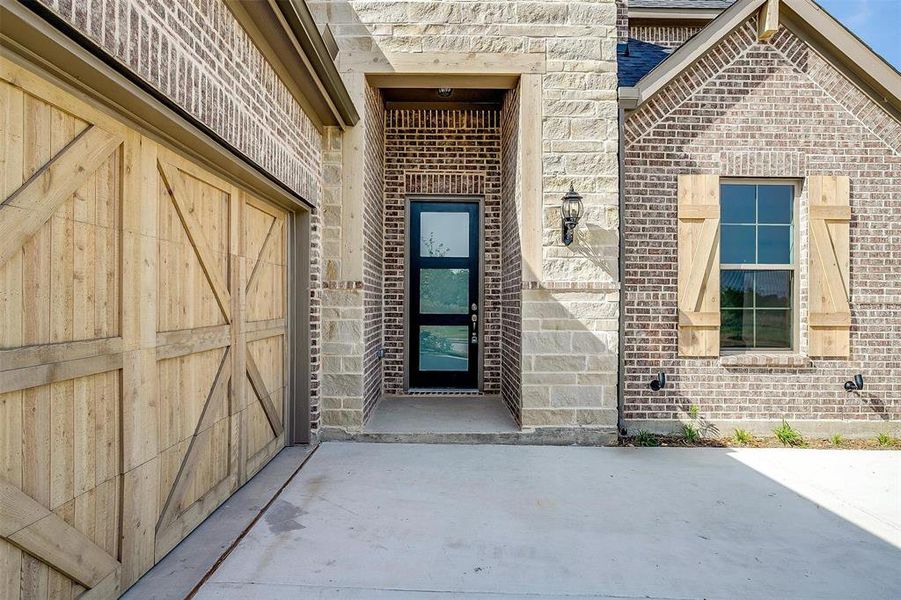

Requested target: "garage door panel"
[{"left": 1, "top": 55, "right": 294, "bottom": 598}]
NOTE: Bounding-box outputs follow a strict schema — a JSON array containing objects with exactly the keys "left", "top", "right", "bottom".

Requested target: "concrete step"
[{"left": 320, "top": 427, "right": 618, "bottom": 446}]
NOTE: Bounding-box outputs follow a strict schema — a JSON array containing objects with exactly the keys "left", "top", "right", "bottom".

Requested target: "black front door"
[{"left": 409, "top": 200, "right": 479, "bottom": 389}]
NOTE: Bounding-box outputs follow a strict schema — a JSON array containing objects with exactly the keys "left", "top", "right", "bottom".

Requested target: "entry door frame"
[{"left": 404, "top": 195, "right": 485, "bottom": 391}]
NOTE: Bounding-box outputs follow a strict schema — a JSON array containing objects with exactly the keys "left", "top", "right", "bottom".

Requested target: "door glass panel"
[
  {"left": 419, "top": 326, "right": 469, "bottom": 371},
  {"left": 420, "top": 212, "right": 470, "bottom": 257},
  {"left": 420, "top": 269, "right": 468, "bottom": 314}
]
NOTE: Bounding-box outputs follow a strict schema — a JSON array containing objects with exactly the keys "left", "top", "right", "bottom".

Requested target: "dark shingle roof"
[
  {"left": 617, "top": 39, "right": 671, "bottom": 87},
  {"left": 629, "top": 0, "right": 736, "bottom": 9}
]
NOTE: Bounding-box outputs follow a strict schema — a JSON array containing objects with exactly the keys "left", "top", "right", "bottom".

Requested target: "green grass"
[
  {"left": 634, "top": 430, "right": 659, "bottom": 447},
  {"left": 773, "top": 420, "right": 805, "bottom": 447},
  {"left": 876, "top": 433, "right": 895, "bottom": 447},
  {"left": 733, "top": 428, "right": 753, "bottom": 445},
  {"left": 830, "top": 434, "right": 843, "bottom": 447},
  {"left": 682, "top": 423, "right": 701, "bottom": 443}
]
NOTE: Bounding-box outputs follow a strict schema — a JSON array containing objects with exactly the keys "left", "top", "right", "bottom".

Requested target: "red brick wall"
[
  {"left": 37, "top": 0, "right": 322, "bottom": 202},
  {"left": 383, "top": 109, "right": 502, "bottom": 395},
  {"left": 623, "top": 18, "right": 901, "bottom": 427},
  {"left": 500, "top": 89, "right": 523, "bottom": 422},
  {"left": 363, "top": 87, "right": 385, "bottom": 418},
  {"left": 616, "top": 0, "right": 629, "bottom": 45}
]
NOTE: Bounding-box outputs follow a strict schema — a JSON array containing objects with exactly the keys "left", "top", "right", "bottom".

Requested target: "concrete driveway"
[{"left": 195, "top": 443, "right": 901, "bottom": 599}]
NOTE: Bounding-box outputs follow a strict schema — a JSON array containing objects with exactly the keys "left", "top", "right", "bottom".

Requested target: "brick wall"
[
  {"left": 623, "top": 18, "right": 901, "bottom": 433},
  {"left": 38, "top": 0, "right": 322, "bottom": 202},
  {"left": 501, "top": 88, "right": 523, "bottom": 422},
  {"left": 383, "top": 109, "right": 503, "bottom": 395},
  {"left": 629, "top": 22, "right": 706, "bottom": 49},
  {"left": 309, "top": 202, "right": 324, "bottom": 436},
  {"left": 363, "top": 87, "right": 385, "bottom": 418},
  {"left": 616, "top": 0, "right": 629, "bottom": 45}
]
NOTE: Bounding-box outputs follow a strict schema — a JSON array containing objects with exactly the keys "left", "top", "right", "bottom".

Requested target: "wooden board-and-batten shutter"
[
  {"left": 808, "top": 175, "right": 851, "bottom": 357},
  {"left": 677, "top": 174, "right": 721, "bottom": 357}
]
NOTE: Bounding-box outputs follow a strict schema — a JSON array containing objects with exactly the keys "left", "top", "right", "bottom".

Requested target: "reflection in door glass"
[
  {"left": 419, "top": 326, "right": 469, "bottom": 371},
  {"left": 420, "top": 212, "right": 470, "bottom": 257},
  {"left": 420, "top": 269, "right": 468, "bottom": 314}
]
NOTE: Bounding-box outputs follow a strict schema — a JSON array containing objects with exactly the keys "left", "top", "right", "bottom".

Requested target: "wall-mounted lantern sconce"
[
  {"left": 844, "top": 373, "right": 864, "bottom": 392},
  {"left": 650, "top": 372, "right": 667, "bottom": 391},
  {"left": 561, "top": 184, "right": 584, "bottom": 246}
]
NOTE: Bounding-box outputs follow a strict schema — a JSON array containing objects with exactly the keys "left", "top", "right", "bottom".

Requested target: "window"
[{"left": 720, "top": 183, "right": 795, "bottom": 350}]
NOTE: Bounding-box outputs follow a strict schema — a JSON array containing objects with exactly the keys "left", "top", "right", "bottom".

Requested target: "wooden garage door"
[{"left": 0, "top": 57, "right": 289, "bottom": 598}]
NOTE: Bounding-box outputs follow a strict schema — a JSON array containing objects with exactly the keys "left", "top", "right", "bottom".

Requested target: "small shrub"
[
  {"left": 688, "top": 404, "right": 700, "bottom": 419},
  {"left": 774, "top": 420, "right": 805, "bottom": 447},
  {"left": 634, "top": 430, "right": 659, "bottom": 447},
  {"left": 876, "top": 433, "right": 894, "bottom": 447},
  {"left": 682, "top": 423, "right": 701, "bottom": 443},
  {"left": 830, "top": 434, "right": 843, "bottom": 447},
  {"left": 733, "top": 428, "right": 753, "bottom": 445}
]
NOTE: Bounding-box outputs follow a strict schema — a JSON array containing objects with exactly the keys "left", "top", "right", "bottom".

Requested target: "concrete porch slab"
[
  {"left": 195, "top": 443, "right": 901, "bottom": 599},
  {"left": 366, "top": 395, "right": 519, "bottom": 433},
  {"left": 320, "top": 395, "right": 618, "bottom": 445}
]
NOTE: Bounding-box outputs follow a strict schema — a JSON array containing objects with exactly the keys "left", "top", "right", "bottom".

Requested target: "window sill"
[{"left": 718, "top": 353, "right": 810, "bottom": 368}]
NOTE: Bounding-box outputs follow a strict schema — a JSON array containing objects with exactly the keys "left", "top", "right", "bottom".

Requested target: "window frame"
[{"left": 719, "top": 179, "right": 800, "bottom": 354}]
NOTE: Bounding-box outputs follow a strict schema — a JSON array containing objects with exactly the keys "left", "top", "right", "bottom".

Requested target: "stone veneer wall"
[
  {"left": 500, "top": 87, "right": 523, "bottom": 422},
  {"left": 383, "top": 109, "right": 503, "bottom": 395},
  {"left": 320, "top": 127, "right": 363, "bottom": 430},
  {"left": 313, "top": 0, "right": 621, "bottom": 432},
  {"left": 623, "top": 17, "right": 901, "bottom": 434},
  {"left": 363, "top": 87, "right": 385, "bottom": 418},
  {"left": 628, "top": 22, "right": 706, "bottom": 49},
  {"left": 37, "top": 0, "right": 322, "bottom": 202}
]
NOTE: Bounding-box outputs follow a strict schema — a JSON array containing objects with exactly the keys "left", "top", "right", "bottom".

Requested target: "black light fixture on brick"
[
  {"left": 561, "top": 183, "right": 584, "bottom": 246},
  {"left": 844, "top": 373, "right": 864, "bottom": 392}
]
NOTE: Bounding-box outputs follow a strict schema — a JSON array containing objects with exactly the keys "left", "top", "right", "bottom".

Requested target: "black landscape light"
[{"left": 650, "top": 372, "right": 667, "bottom": 391}]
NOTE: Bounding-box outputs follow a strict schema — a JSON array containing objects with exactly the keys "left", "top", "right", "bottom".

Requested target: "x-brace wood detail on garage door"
[{"left": 0, "top": 55, "right": 292, "bottom": 599}]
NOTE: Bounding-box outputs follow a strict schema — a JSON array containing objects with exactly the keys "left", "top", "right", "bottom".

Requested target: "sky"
[{"left": 815, "top": 0, "right": 901, "bottom": 68}]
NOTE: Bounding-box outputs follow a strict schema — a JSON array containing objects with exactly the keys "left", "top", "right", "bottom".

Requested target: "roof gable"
[{"left": 619, "top": 0, "right": 901, "bottom": 117}]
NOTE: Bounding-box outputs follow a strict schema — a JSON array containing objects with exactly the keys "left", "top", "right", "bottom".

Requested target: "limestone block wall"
[
  {"left": 312, "top": 0, "right": 622, "bottom": 432},
  {"left": 319, "top": 123, "right": 365, "bottom": 431},
  {"left": 319, "top": 80, "right": 385, "bottom": 431}
]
